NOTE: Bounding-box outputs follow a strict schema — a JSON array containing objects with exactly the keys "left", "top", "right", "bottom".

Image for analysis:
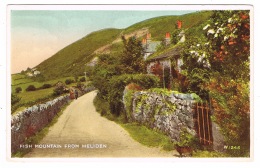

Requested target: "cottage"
[{"left": 142, "top": 33, "right": 161, "bottom": 60}]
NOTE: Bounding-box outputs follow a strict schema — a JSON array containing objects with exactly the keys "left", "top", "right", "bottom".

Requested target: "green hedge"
[{"left": 107, "top": 74, "right": 160, "bottom": 118}]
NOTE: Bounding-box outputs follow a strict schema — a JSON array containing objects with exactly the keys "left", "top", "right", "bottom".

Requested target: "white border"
[{"left": 1, "top": 1, "right": 259, "bottom": 168}]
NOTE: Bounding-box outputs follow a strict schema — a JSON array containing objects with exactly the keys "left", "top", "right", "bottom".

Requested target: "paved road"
[{"left": 25, "top": 91, "right": 177, "bottom": 158}]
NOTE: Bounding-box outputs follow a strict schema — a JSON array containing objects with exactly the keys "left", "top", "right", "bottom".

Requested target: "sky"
[{"left": 10, "top": 9, "right": 196, "bottom": 74}]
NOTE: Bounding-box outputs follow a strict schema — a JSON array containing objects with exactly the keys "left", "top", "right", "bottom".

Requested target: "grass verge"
[
  {"left": 12, "top": 100, "right": 71, "bottom": 158},
  {"left": 119, "top": 122, "right": 174, "bottom": 151}
]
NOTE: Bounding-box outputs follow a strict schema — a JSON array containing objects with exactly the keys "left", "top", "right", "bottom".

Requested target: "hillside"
[
  {"left": 34, "top": 11, "right": 213, "bottom": 80},
  {"left": 36, "top": 28, "right": 122, "bottom": 79}
]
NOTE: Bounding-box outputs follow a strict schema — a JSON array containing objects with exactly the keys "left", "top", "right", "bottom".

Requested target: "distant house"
[
  {"left": 145, "top": 24, "right": 186, "bottom": 89},
  {"left": 33, "top": 71, "right": 41, "bottom": 76},
  {"left": 146, "top": 45, "right": 184, "bottom": 74},
  {"left": 26, "top": 72, "right": 33, "bottom": 77},
  {"left": 142, "top": 33, "right": 161, "bottom": 60}
]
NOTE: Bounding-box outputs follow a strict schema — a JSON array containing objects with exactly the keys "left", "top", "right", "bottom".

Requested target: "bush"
[
  {"left": 11, "top": 93, "right": 21, "bottom": 105},
  {"left": 26, "top": 85, "right": 36, "bottom": 92},
  {"left": 108, "top": 74, "right": 160, "bottom": 117},
  {"left": 65, "top": 79, "right": 74, "bottom": 85},
  {"left": 15, "top": 87, "right": 22, "bottom": 93},
  {"left": 53, "top": 82, "right": 68, "bottom": 96},
  {"left": 80, "top": 77, "right": 86, "bottom": 82},
  {"left": 40, "top": 84, "right": 52, "bottom": 89}
]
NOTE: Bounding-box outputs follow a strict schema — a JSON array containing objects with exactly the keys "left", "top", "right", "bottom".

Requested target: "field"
[{"left": 11, "top": 73, "right": 86, "bottom": 114}]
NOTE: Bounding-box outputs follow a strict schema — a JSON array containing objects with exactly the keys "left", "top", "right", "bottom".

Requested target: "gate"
[{"left": 193, "top": 102, "right": 213, "bottom": 146}]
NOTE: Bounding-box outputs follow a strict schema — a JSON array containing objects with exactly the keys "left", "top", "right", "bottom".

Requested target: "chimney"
[
  {"left": 179, "top": 30, "right": 185, "bottom": 43},
  {"left": 142, "top": 38, "right": 147, "bottom": 44},
  {"left": 146, "top": 33, "right": 152, "bottom": 43},
  {"left": 165, "top": 32, "right": 171, "bottom": 46},
  {"left": 177, "top": 20, "right": 182, "bottom": 29}
]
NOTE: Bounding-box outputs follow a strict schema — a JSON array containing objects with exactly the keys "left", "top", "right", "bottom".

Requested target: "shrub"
[
  {"left": 108, "top": 74, "right": 160, "bottom": 117},
  {"left": 53, "top": 82, "right": 68, "bottom": 96},
  {"left": 80, "top": 77, "right": 86, "bottom": 82},
  {"left": 11, "top": 93, "right": 21, "bottom": 105},
  {"left": 26, "top": 85, "right": 36, "bottom": 92},
  {"left": 65, "top": 79, "right": 74, "bottom": 85},
  {"left": 40, "top": 83, "right": 52, "bottom": 89},
  {"left": 15, "top": 87, "right": 22, "bottom": 93}
]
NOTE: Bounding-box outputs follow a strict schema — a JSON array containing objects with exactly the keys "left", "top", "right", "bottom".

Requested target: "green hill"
[
  {"left": 35, "top": 11, "right": 213, "bottom": 80},
  {"left": 36, "top": 28, "right": 122, "bottom": 79}
]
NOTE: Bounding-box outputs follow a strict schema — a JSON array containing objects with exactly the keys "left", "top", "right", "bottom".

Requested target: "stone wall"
[
  {"left": 124, "top": 89, "right": 200, "bottom": 142},
  {"left": 11, "top": 95, "right": 70, "bottom": 154}
]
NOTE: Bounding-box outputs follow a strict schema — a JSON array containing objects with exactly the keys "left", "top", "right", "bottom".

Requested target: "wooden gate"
[{"left": 193, "top": 102, "right": 213, "bottom": 146}]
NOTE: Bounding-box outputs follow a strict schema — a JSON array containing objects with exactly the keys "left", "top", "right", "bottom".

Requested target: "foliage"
[
  {"left": 108, "top": 74, "right": 160, "bottom": 117},
  {"left": 15, "top": 87, "right": 22, "bottom": 93},
  {"left": 79, "top": 77, "right": 86, "bottom": 82},
  {"left": 180, "top": 10, "right": 250, "bottom": 156},
  {"left": 40, "top": 83, "right": 52, "bottom": 89},
  {"left": 11, "top": 93, "right": 21, "bottom": 105},
  {"left": 25, "top": 85, "right": 36, "bottom": 92},
  {"left": 52, "top": 82, "right": 68, "bottom": 96},
  {"left": 120, "top": 36, "right": 146, "bottom": 74},
  {"left": 171, "top": 29, "right": 183, "bottom": 45},
  {"left": 120, "top": 122, "right": 174, "bottom": 151},
  {"left": 176, "top": 128, "right": 200, "bottom": 149},
  {"left": 65, "top": 79, "right": 74, "bottom": 85}
]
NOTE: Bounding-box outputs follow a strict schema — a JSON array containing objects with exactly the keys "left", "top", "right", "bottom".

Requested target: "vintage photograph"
[{"left": 9, "top": 5, "right": 251, "bottom": 159}]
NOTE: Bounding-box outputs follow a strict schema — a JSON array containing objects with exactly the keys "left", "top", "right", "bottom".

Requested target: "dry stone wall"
[
  {"left": 124, "top": 89, "right": 200, "bottom": 142},
  {"left": 11, "top": 95, "right": 69, "bottom": 154}
]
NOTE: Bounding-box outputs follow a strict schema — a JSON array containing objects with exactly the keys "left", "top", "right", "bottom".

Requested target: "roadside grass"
[
  {"left": 119, "top": 122, "right": 174, "bottom": 151},
  {"left": 93, "top": 95, "right": 173, "bottom": 151},
  {"left": 12, "top": 101, "right": 71, "bottom": 158},
  {"left": 93, "top": 95, "right": 233, "bottom": 157}
]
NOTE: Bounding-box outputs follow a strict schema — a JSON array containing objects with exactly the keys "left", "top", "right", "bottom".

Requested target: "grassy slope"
[
  {"left": 33, "top": 11, "right": 212, "bottom": 81},
  {"left": 36, "top": 28, "right": 122, "bottom": 80},
  {"left": 124, "top": 11, "right": 213, "bottom": 41}
]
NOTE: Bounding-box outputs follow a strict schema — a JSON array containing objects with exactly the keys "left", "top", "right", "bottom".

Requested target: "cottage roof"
[
  {"left": 144, "top": 41, "right": 161, "bottom": 53},
  {"left": 146, "top": 44, "right": 183, "bottom": 62}
]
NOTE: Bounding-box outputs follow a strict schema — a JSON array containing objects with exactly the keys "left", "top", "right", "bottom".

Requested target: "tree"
[
  {"left": 120, "top": 36, "right": 146, "bottom": 74},
  {"left": 15, "top": 87, "right": 22, "bottom": 93},
  {"left": 181, "top": 10, "right": 250, "bottom": 156},
  {"left": 26, "top": 85, "right": 36, "bottom": 92}
]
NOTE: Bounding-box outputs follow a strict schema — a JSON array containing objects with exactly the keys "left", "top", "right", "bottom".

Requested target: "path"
[{"left": 25, "top": 91, "right": 177, "bottom": 157}]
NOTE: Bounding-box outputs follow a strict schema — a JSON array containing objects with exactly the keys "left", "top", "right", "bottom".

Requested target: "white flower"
[
  {"left": 215, "top": 22, "right": 219, "bottom": 25},
  {"left": 228, "top": 18, "right": 233, "bottom": 23},
  {"left": 203, "top": 24, "right": 210, "bottom": 30},
  {"left": 214, "top": 33, "right": 218, "bottom": 38},
  {"left": 197, "top": 44, "right": 200, "bottom": 47},
  {"left": 204, "top": 42, "right": 209, "bottom": 46},
  {"left": 207, "top": 29, "right": 215, "bottom": 35},
  {"left": 216, "top": 28, "right": 224, "bottom": 34},
  {"left": 224, "top": 36, "right": 229, "bottom": 41},
  {"left": 189, "top": 50, "right": 196, "bottom": 54}
]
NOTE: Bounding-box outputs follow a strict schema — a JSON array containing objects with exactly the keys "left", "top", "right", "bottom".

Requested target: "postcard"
[{"left": 7, "top": 4, "right": 253, "bottom": 161}]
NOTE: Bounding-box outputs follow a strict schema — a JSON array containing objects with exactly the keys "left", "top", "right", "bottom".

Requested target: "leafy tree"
[
  {"left": 40, "top": 83, "right": 52, "bottom": 89},
  {"left": 181, "top": 10, "right": 250, "bottom": 156},
  {"left": 26, "top": 85, "right": 36, "bottom": 92},
  {"left": 120, "top": 36, "right": 146, "bottom": 74},
  {"left": 11, "top": 93, "right": 21, "bottom": 105},
  {"left": 80, "top": 77, "right": 86, "bottom": 82},
  {"left": 65, "top": 79, "right": 74, "bottom": 85},
  {"left": 15, "top": 87, "right": 22, "bottom": 93}
]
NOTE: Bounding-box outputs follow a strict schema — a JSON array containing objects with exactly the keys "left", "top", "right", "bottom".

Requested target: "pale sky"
[{"left": 10, "top": 10, "right": 196, "bottom": 74}]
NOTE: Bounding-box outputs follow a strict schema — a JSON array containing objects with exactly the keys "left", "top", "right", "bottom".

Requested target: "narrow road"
[{"left": 25, "top": 91, "right": 177, "bottom": 157}]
